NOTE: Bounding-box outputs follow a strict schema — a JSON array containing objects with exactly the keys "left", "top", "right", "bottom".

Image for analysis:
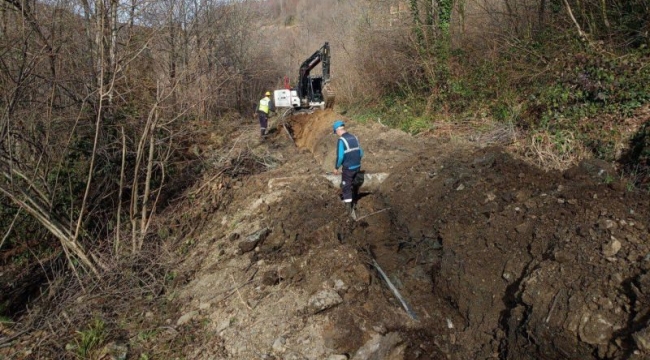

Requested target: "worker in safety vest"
[
  {"left": 332, "top": 120, "right": 363, "bottom": 218},
  {"left": 256, "top": 91, "right": 275, "bottom": 137}
]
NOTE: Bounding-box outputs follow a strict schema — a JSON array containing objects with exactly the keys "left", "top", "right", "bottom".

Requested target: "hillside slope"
[{"left": 145, "top": 109, "right": 649, "bottom": 360}]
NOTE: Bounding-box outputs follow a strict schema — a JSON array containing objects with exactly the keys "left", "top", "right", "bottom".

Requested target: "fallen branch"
[
  {"left": 231, "top": 274, "right": 252, "bottom": 311},
  {"left": 283, "top": 123, "right": 295, "bottom": 145},
  {"left": 189, "top": 168, "right": 228, "bottom": 196},
  {"left": 0, "top": 207, "right": 21, "bottom": 250},
  {"left": 0, "top": 329, "right": 30, "bottom": 348},
  {"left": 275, "top": 108, "right": 296, "bottom": 145},
  {"left": 562, "top": 0, "right": 590, "bottom": 44},
  {"left": 355, "top": 207, "right": 390, "bottom": 222}
]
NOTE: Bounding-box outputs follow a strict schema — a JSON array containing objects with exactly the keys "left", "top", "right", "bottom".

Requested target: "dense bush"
[{"left": 343, "top": 0, "right": 650, "bottom": 164}]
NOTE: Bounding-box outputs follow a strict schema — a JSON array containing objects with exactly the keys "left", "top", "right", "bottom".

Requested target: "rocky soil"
[{"left": 2, "top": 108, "right": 650, "bottom": 359}]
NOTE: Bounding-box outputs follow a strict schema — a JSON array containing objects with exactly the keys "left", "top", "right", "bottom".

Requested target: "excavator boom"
[
  {"left": 273, "top": 42, "right": 335, "bottom": 111},
  {"left": 297, "top": 42, "right": 331, "bottom": 101}
]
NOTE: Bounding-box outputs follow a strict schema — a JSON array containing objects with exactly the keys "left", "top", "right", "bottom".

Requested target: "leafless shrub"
[
  {"left": 0, "top": 245, "right": 179, "bottom": 359},
  {"left": 470, "top": 121, "right": 520, "bottom": 146},
  {"left": 0, "top": 0, "right": 281, "bottom": 274}
]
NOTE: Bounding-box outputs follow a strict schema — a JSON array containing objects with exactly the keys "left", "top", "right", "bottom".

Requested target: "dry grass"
[
  {"left": 511, "top": 130, "right": 591, "bottom": 171},
  {"left": 417, "top": 117, "right": 519, "bottom": 147},
  {"left": 0, "top": 247, "right": 180, "bottom": 359},
  {"left": 417, "top": 117, "right": 591, "bottom": 172}
]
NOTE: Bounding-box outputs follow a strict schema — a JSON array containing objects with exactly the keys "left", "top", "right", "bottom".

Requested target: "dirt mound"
[
  {"left": 161, "top": 110, "right": 649, "bottom": 359},
  {"left": 379, "top": 145, "right": 650, "bottom": 359}
]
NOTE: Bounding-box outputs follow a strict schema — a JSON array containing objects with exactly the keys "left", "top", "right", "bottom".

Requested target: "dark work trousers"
[
  {"left": 258, "top": 112, "right": 268, "bottom": 136},
  {"left": 341, "top": 168, "right": 359, "bottom": 203}
]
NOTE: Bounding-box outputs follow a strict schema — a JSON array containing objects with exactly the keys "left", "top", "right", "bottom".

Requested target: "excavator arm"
[
  {"left": 297, "top": 42, "right": 330, "bottom": 98},
  {"left": 297, "top": 42, "right": 335, "bottom": 109}
]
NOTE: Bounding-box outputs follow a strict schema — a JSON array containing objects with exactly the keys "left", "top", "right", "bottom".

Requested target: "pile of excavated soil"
[{"left": 162, "top": 109, "right": 650, "bottom": 360}]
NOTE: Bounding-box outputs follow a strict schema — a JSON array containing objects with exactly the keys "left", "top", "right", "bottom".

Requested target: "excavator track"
[{"left": 323, "top": 83, "right": 335, "bottom": 109}]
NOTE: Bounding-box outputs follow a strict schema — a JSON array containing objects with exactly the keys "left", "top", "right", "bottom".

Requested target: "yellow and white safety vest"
[{"left": 259, "top": 97, "right": 270, "bottom": 114}]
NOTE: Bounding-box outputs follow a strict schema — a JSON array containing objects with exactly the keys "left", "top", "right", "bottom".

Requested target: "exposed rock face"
[{"left": 238, "top": 227, "right": 270, "bottom": 253}]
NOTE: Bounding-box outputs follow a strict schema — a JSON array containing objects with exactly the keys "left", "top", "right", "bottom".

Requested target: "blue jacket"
[{"left": 335, "top": 132, "right": 363, "bottom": 170}]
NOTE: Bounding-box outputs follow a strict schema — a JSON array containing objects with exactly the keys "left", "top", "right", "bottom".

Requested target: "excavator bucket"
[{"left": 323, "top": 83, "right": 335, "bottom": 109}]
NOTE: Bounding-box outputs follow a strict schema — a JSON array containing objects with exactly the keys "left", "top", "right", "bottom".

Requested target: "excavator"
[{"left": 273, "top": 42, "right": 335, "bottom": 111}]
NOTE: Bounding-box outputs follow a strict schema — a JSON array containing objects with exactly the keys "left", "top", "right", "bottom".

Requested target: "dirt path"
[{"left": 173, "top": 109, "right": 650, "bottom": 360}]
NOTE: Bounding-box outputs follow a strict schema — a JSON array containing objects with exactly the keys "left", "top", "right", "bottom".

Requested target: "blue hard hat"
[{"left": 332, "top": 120, "right": 345, "bottom": 133}]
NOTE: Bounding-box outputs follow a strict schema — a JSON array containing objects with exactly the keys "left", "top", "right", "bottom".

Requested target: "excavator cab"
[{"left": 307, "top": 77, "right": 325, "bottom": 104}]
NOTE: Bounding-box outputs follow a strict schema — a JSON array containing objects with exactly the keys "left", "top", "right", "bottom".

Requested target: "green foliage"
[
  {"left": 402, "top": 116, "right": 430, "bottom": 134},
  {"left": 522, "top": 48, "right": 650, "bottom": 159},
  {"left": 157, "top": 227, "right": 170, "bottom": 240},
  {"left": 348, "top": 95, "right": 432, "bottom": 135},
  {"left": 137, "top": 329, "right": 159, "bottom": 342},
  {"left": 446, "top": 78, "right": 475, "bottom": 112},
  {"left": 11, "top": 251, "right": 31, "bottom": 266},
  {"left": 165, "top": 271, "right": 177, "bottom": 284},
  {"left": 533, "top": 50, "right": 650, "bottom": 125},
  {"left": 68, "top": 318, "right": 106, "bottom": 359},
  {"left": 353, "top": 26, "right": 648, "bottom": 165},
  {"left": 409, "top": 0, "right": 424, "bottom": 49},
  {"left": 534, "top": 129, "right": 578, "bottom": 156},
  {"left": 351, "top": 109, "right": 383, "bottom": 125},
  {"left": 490, "top": 102, "right": 514, "bottom": 122},
  {"left": 437, "top": 0, "right": 453, "bottom": 28}
]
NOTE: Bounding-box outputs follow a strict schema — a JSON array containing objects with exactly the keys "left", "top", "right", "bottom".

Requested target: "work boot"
[{"left": 346, "top": 202, "right": 357, "bottom": 220}]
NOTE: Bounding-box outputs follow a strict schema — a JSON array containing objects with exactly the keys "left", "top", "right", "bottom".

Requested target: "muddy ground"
[
  {"left": 158, "top": 109, "right": 650, "bottom": 360},
  {"left": 2, "top": 108, "right": 650, "bottom": 359}
]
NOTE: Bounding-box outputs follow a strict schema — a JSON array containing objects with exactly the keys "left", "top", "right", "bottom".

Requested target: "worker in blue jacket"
[{"left": 332, "top": 120, "right": 363, "bottom": 217}]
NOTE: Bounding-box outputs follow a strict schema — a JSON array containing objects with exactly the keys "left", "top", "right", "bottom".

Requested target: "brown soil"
[
  {"left": 165, "top": 109, "right": 650, "bottom": 360},
  {"left": 3, "top": 109, "right": 650, "bottom": 359}
]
